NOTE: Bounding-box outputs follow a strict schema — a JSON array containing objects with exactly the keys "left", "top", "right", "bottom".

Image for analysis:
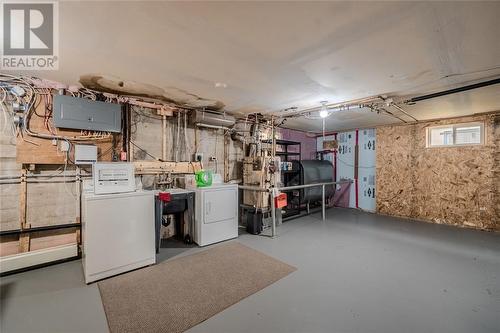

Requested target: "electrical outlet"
[
  {"left": 209, "top": 156, "right": 217, "bottom": 161},
  {"left": 194, "top": 153, "right": 203, "bottom": 162}
]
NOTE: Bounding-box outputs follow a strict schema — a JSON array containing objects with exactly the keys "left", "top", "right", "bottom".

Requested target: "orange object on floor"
[{"left": 274, "top": 193, "right": 287, "bottom": 208}]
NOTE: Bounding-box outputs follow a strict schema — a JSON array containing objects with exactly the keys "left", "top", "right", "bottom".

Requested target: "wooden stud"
[
  {"left": 134, "top": 160, "right": 202, "bottom": 175},
  {"left": 162, "top": 115, "right": 167, "bottom": 161}
]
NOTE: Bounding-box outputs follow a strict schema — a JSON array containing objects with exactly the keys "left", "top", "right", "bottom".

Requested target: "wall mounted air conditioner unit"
[{"left": 193, "top": 110, "right": 235, "bottom": 129}]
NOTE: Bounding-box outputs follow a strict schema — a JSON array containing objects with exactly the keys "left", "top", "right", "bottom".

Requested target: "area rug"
[{"left": 98, "top": 242, "right": 296, "bottom": 333}]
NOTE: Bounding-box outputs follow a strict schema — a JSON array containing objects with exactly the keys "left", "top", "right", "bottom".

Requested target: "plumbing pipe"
[
  {"left": 406, "top": 77, "right": 500, "bottom": 103},
  {"left": 378, "top": 95, "right": 418, "bottom": 122},
  {"left": 391, "top": 103, "right": 419, "bottom": 122},
  {"left": 195, "top": 123, "right": 230, "bottom": 130},
  {"left": 322, "top": 184, "right": 326, "bottom": 221},
  {"left": 271, "top": 187, "right": 277, "bottom": 238},
  {"left": 175, "top": 112, "right": 180, "bottom": 162},
  {"left": 162, "top": 115, "right": 167, "bottom": 161}
]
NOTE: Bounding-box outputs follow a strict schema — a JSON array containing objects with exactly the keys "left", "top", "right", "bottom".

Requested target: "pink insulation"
[{"left": 277, "top": 128, "right": 317, "bottom": 160}]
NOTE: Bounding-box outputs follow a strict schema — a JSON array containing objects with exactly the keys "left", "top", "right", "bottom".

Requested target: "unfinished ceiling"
[{"left": 12, "top": 1, "right": 500, "bottom": 131}]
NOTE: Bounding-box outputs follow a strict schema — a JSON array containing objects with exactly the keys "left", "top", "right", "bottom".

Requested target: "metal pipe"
[
  {"left": 406, "top": 77, "right": 500, "bottom": 103},
  {"left": 196, "top": 123, "right": 230, "bottom": 130},
  {"left": 0, "top": 173, "right": 91, "bottom": 180},
  {"left": 162, "top": 115, "right": 167, "bottom": 161},
  {"left": 0, "top": 175, "right": 20, "bottom": 180},
  {"left": 0, "top": 181, "right": 20, "bottom": 185},
  {"left": 175, "top": 112, "right": 180, "bottom": 162},
  {"left": 391, "top": 103, "right": 419, "bottom": 122},
  {"left": 379, "top": 108, "right": 408, "bottom": 123},
  {"left": 378, "top": 95, "right": 418, "bottom": 122},
  {"left": 0, "top": 222, "right": 80, "bottom": 236},
  {"left": 238, "top": 185, "right": 270, "bottom": 192},
  {"left": 322, "top": 184, "right": 325, "bottom": 221},
  {"left": 27, "top": 179, "right": 77, "bottom": 183},
  {"left": 238, "top": 180, "right": 352, "bottom": 192},
  {"left": 271, "top": 188, "right": 276, "bottom": 238},
  {"left": 271, "top": 118, "right": 276, "bottom": 158},
  {"left": 280, "top": 96, "right": 379, "bottom": 118},
  {"left": 27, "top": 173, "right": 92, "bottom": 178},
  {"left": 278, "top": 180, "right": 351, "bottom": 191}
]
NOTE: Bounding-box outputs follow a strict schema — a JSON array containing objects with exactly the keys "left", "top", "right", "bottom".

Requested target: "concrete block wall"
[{"left": 0, "top": 110, "right": 20, "bottom": 232}]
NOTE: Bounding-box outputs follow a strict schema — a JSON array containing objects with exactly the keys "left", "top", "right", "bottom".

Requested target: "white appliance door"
[
  {"left": 85, "top": 193, "right": 155, "bottom": 276},
  {"left": 204, "top": 188, "right": 237, "bottom": 224}
]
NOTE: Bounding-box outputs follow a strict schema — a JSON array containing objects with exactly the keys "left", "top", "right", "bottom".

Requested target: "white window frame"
[{"left": 426, "top": 121, "right": 484, "bottom": 148}]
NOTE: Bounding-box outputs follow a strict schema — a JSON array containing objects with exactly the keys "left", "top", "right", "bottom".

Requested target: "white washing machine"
[
  {"left": 186, "top": 183, "right": 238, "bottom": 246},
  {"left": 82, "top": 190, "right": 156, "bottom": 283}
]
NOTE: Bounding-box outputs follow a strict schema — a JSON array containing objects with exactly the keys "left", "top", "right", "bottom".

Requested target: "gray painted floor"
[{"left": 1, "top": 208, "right": 500, "bottom": 333}]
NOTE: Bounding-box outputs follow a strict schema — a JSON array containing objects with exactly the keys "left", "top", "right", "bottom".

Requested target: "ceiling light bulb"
[{"left": 319, "top": 105, "right": 329, "bottom": 118}]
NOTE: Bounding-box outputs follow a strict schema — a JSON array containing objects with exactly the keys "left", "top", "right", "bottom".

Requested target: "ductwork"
[{"left": 193, "top": 110, "right": 235, "bottom": 129}]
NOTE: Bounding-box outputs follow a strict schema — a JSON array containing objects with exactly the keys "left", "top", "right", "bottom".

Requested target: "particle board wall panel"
[
  {"left": 376, "top": 124, "right": 416, "bottom": 218},
  {"left": 495, "top": 116, "right": 500, "bottom": 224},
  {"left": 376, "top": 113, "right": 499, "bottom": 231}
]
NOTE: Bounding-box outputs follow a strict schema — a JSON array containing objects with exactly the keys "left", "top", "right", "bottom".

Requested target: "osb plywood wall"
[{"left": 377, "top": 113, "right": 500, "bottom": 231}]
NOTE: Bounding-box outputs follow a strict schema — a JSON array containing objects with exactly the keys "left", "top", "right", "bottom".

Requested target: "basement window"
[{"left": 426, "top": 122, "right": 484, "bottom": 147}]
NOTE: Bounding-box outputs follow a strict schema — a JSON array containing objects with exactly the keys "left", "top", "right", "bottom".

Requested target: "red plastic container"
[
  {"left": 158, "top": 192, "right": 172, "bottom": 202},
  {"left": 274, "top": 193, "right": 287, "bottom": 209}
]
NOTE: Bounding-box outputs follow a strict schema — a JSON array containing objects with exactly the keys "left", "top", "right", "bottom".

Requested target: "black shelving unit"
[
  {"left": 262, "top": 139, "right": 301, "bottom": 161},
  {"left": 262, "top": 139, "right": 302, "bottom": 218},
  {"left": 316, "top": 149, "right": 333, "bottom": 160}
]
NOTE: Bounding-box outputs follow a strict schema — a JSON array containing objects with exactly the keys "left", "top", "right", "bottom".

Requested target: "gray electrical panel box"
[{"left": 53, "top": 95, "right": 122, "bottom": 133}]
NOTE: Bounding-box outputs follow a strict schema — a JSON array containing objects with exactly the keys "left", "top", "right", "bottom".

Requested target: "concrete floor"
[{"left": 1, "top": 208, "right": 499, "bottom": 333}]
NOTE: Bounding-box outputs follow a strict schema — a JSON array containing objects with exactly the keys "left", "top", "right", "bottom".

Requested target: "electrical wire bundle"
[{"left": 0, "top": 74, "right": 118, "bottom": 166}]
